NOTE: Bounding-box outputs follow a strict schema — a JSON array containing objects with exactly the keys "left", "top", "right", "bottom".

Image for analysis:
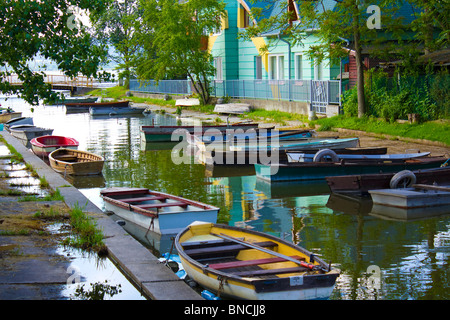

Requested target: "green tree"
[
  {"left": 136, "top": 0, "right": 226, "bottom": 105},
  {"left": 0, "top": 0, "right": 109, "bottom": 105},
  {"left": 92, "top": 0, "right": 141, "bottom": 89}
]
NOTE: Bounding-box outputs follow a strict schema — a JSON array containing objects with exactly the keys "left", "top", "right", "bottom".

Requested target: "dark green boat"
[{"left": 255, "top": 156, "right": 448, "bottom": 182}]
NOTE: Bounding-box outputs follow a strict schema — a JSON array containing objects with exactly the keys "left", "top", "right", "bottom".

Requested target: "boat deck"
[{"left": 181, "top": 239, "right": 312, "bottom": 279}]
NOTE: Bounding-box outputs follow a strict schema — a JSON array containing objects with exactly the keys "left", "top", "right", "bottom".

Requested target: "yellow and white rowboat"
[{"left": 175, "top": 221, "right": 340, "bottom": 300}]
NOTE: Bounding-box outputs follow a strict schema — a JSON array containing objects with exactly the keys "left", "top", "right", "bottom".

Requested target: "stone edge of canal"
[{"left": 0, "top": 130, "right": 203, "bottom": 301}]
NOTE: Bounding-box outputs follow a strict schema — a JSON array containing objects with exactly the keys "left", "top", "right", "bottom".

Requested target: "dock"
[
  {"left": 369, "top": 184, "right": 450, "bottom": 221},
  {"left": 0, "top": 130, "right": 203, "bottom": 300}
]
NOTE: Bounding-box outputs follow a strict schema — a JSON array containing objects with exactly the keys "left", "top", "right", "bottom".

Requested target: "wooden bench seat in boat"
[
  {"left": 120, "top": 196, "right": 167, "bottom": 203},
  {"left": 181, "top": 239, "right": 236, "bottom": 250},
  {"left": 230, "top": 266, "right": 311, "bottom": 277},
  {"left": 136, "top": 201, "right": 188, "bottom": 209},
  {"left": 208, "top": 256, "right": 305, "bottom": 270},
  {"left": 53, "top": 155, "right": 78, "bottom": 162},
  {"left": 184, "top": 241, "right": 278, "bottom": 259}
]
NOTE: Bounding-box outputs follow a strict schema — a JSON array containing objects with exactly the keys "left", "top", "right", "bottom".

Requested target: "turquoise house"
[
  {"left": 208, "top": 0, "right": 342, "bottom": 82},
  {"left": 205, "top": 0, "right": 342, "bottom": 114}
]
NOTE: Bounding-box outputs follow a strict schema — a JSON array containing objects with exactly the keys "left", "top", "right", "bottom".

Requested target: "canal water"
[{"left": 2, "top": 96, "right": 449, "bottom": 300}]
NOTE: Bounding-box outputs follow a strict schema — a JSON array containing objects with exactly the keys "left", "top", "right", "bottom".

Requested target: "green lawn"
[{"left": 312, "top": 115, "right": 450, "bottom": 146}]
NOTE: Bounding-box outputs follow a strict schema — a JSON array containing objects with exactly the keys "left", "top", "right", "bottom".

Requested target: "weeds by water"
[
  {"left": 63, "top": 204, "right": 106, "bottom": 254},
  {"left": 18, "top": 188, "right": 64, "bottom": 202}
]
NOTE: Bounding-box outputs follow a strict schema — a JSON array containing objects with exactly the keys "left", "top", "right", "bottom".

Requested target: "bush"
[{"left": 341, "top": 69, "right": 449, "bottom": 121}]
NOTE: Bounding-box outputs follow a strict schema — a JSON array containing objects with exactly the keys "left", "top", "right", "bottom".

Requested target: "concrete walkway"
[{"left": 0, "top": 131, "right": 202, "bottom": 300}]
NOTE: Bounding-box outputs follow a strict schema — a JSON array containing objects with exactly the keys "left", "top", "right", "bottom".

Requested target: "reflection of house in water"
[{"left": 209, "top": 174, "right": 335, "bottom": 244}]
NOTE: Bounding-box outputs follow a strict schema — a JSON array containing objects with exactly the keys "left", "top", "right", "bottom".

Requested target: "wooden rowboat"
[
  {"left": 326, "top": 165, "right": 450, "bottom": 195},
  {"left": 140, "top": 123, "right": 260, "bottom": 143},
  {"left": 49, "top": 148, "right": 104, "bottom": 176},
  {"left": 0, "top": 111, "right": 22, "bottom": 123},
  {"left": 100, "top": 187, "right": 219, "bottom": 235},
  {"left": 287, "top": 151, "right": 431, "bottom": 163},
  {"left": 65, "top": 100, "right": 129, "bottom": 113},
  {"left": 30, "top": 135, "right": 79, "bottom": 158},
  {"left": 255, "top": 156, "right": 448, "bottom": 182},
  {"left": 4, "top": 117, "right": 34, "bottom": 131},
  {"left": 9, "top": 125, "right": 54, "bottom": 148},
  {"left": 89, "top": 106, "right": 144, "bottom": 116},
  {"left": 175, "top": 221, "right": 340, "bottom": 300},
  {"left": 197, "top": 147, "right": 388, "bottom": 166}
]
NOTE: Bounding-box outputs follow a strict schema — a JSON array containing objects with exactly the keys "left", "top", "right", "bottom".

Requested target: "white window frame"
[
  {"left": 268, "top": 54, "right": 285, "bottom": 80},
  {"left": 295, "top": 54, "right": 303, "bottom": 80}
]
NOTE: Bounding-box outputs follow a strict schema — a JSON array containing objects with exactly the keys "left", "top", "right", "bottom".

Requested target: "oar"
[{"left": 212, "top": 233, "right": 317, "bottom": 271}]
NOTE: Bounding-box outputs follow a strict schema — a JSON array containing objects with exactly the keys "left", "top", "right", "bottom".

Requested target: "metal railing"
[
  {"left": 130, "top": 79, "right": 342, "bottom": 111},
  {"left": 4, "top": 74, "right": 95, "bottom": 88}
]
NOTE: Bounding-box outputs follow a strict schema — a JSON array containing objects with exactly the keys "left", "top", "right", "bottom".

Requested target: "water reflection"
[{"left": 3, "top": 98, "right": 449, "bottom": 300}]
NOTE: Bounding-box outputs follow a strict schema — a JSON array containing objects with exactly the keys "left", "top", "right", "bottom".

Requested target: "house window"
[
  {"left": 295, "top": 54, "right": 302, "bottom": 80},
  {"left": 214, "top": 57, "right": 223, "bottom": 80},
  {"left": 269, "top": 55, "right": 284, "bottom": 80},
  {"left": 244, "top": 9, "right": 251, "bottom": 28},
  {"left": 255, "top": 56, "right": 262, "bottom": 80}
]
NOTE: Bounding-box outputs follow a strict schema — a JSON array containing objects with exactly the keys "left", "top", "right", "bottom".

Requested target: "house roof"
[
  {"left": 418, "top": 48, "right": 450, "bottom": 66},
  {"left": 241, "top": 0, "right": 421, "bottom": 37}
]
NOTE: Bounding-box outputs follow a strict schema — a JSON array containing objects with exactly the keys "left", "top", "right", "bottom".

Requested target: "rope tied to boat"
[
  {"left": 217, "top": 275, "right": 227, "bottom": 298},
  {"left": 64, "top": 164, "right": 69, "bottom": 178}
]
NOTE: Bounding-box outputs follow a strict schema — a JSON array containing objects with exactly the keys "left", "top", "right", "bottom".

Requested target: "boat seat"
[
  {"left": 54, "top": 155, "right": 78, "bottom": 162},
  {"left": 185, "top": 241, "right": 278, "bottom": 259},
  {"left": 136, "top": 201, "right": 188, "bottom": 209},
  {"left": 230, "top": 266, "right": 311, "bottom": 277},
  {"left": 120, "top": 196, "right": 167, "bottom": 203},
  {"left": 208, "top": 255, "right": 305, "bottom": 270},
  {"left": 181, "top": 239, "right": 236, "bottom": 250}
]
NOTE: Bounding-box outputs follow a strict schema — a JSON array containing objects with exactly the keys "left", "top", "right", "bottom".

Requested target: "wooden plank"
[
  {"left": 231, "top": 266, "right": 310, "bottom": 277},
  {"left": 413, "top": 184, "right": 450, "bottom": 192},
  {"left": 120, "top": 196, "right": 167, "bottom": 203},
  {"left": 181, "top": 239, "right": 235, "bottom": 250},
  {"left": 213, "top": 233, "right": 315, "bottom": 269},
  {"left": 184, "top": 241, "right": 278, "bottom": 257},
  {"left": 209, "top": 255, "right": 305, "bottom": 270},
  {"left": 136, "top": 201, "right": 188, "bottom": 209}
]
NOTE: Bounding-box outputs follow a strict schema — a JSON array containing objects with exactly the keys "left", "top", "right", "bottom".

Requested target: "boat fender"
[
  {"left": 313, "top": 149, "right": 339, "bottom": 162},
  {"left": 201, "top": 290, "right": 221, "bottom": 300},
  {"left": 389, "top": 170, "right": 417, "bottom": 189}
]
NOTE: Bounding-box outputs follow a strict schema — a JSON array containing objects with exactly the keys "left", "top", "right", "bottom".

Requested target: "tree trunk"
[{"left": 353, "top": 10, "right": 366, "bottom": 117}]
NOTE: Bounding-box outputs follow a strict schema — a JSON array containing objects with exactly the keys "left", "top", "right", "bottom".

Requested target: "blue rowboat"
[{"left": 228, "top": 137, "right": 360, "bottom": 152}]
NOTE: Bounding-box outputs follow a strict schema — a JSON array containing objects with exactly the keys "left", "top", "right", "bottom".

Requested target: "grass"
[
  {"left": 18, "top": 188, "right": 65, "bottom": 202},
  {"left": 312, "top": 115, "right": 450, "bottom": 146},
  {"left": 240, "top": 109, "right": 309, "bottom": 126},
  {"left": 89, "top": 86, "right": 177, "bottom": 108},
  {"left": 62, "top": 204, "right": 106, "bottom": 254}
]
